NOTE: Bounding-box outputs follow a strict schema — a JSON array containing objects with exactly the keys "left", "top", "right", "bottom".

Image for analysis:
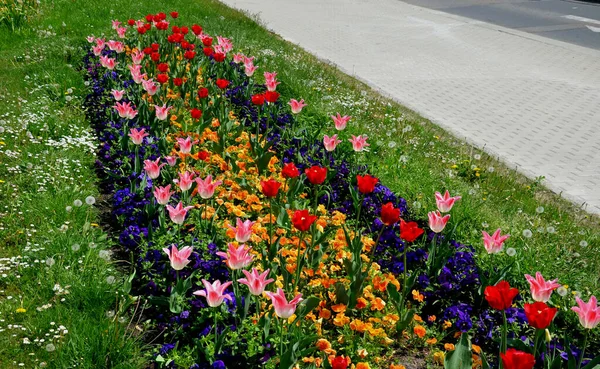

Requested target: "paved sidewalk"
[{"left": 221, "top": 0, "right": 600, "bottom": 214}]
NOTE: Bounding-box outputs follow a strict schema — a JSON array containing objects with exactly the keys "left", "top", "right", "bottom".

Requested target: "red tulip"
[
  {"left": 292, "top": 209, "right": 317, "bottom": 232},
  {"left": 216, "top": 79, "right": 229, "bottom": 89},
  {"left": 203, "top": 47, "right": 213, "bottom": 57},
  {"left": 251, "top": 94, "right": 265, "bottom": 105},
  {"left": 500, "top": 349, "right": 535, "bottom": 369},
  {"left": 157, "top": 63, "right": 169, "bottom": 73},
  {"left": 170, "top": 11, "right": 179, "bottom": 18},
  {"left": 191, "top": 24, "right": 203, "bottom": 35},
  {"left": 380, "top": 202, "right": 400, "bottom": 226},
  {"left": 485, "top": 280, "right": 519, "bottom": 311},
  {"left": 260, "top": 179, "right": 281, "bottom": 198},
  {"left": 524, "top": 301, "right": 557, "bottom": 329},
  {"left": 190, "top": 108, "right": 202, "bottom": 120},
  {"left": 356, "top": 174, "right": 378, "bottom": 194},
  {"left": 156, "top": 73, "right": 169, "bottom": 84},
  {"left": 198, "top": 87, "right": 209, "bottom": 99},
  {"left": 184, "top": 50, "right": 196, "bottom": 60},
  {"left": 264, "top": 90, "right": 280, "bottom": 103},
  {"left": 305, "top": 166, "right": 327, "bottom": 185},
  {"left": 330, "top": 356, "right": 350, "bottom": 369},
  {"left": 282, "top": 162, "right": 300, "bottom": 179},
  {"left": 399, "top": 219, "right": 424, "bottom": 243}
]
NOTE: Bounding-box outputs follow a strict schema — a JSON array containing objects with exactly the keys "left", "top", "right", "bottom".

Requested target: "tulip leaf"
[
  {"left": 479, "top": 350, "right": 490, "bottom": 369},
  {"left": 444, "top": 333, "right": 472, "bottom": 369},
  {"left": 334, "top": 282, "right": 349, "bottom": 305},
  {"left": 396, "top": 308, "right": 415, "bottom": 333},
  {"left": 386, "top": 282, "right": 401, "bottom": 304},
  {"left": 297, "top": 296, "right": 320, "bottom": 319},
  {"left": 582, "top": 355, "right": 600, "bottom": 369}
]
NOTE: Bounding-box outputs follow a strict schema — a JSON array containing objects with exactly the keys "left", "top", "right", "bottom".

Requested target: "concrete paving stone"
[{"left": 220, "top": 0, "right": 600, "bottom": 214}]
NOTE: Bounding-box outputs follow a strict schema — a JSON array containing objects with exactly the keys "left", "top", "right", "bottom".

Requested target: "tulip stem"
[
  {"left": 214, "top": 311, "right": 219, "bottom": 354},
  {"left": 292, "top": 231, "right": 307, "bottom": 292},
  {"left": 279, "top": 318, "right": 285, "bottom": 357},
  {"left": 355, "top": 194, "right": 364, "bottom": 227},
  {"left": 533, "top": 328, "right": 540, "bottom": 358},
  {"left": 428, "top": 234, "right": 438, "bottom": 275},
  {"left": 402, "top": 241, "right": 409, "bottom": 298},
  {"left": 577, "top": 330, "right": 589, "bottom": 369},
  {"left": 269, "top": 198, "right": 274, "bottom": 250}
]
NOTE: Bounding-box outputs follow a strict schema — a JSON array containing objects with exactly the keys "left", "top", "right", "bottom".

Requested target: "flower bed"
[{"left": 83, "top": 11, "right": 599, "bottom": 369}]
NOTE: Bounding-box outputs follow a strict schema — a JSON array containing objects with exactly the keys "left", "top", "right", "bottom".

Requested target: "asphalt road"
[{"left": 399, "top": 0, "right": 600, "bottom": 50}]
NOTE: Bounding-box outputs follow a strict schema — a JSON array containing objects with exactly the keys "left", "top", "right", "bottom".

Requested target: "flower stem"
[
  {"left": 279, "top": 318, "right": 285, "bottom": 357},
  {"left": 293, "top": 231, "right": 307, "bottom": 292},
  {"left": 214, "top": 311, "right": 219, "bottom": 355},
  {"left": 577, "top": 330, "right": 589, "bottom": 369}
]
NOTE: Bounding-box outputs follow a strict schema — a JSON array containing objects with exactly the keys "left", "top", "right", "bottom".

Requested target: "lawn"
[{"left": 0, "top": 0, "right": 598, "bottom": 368}]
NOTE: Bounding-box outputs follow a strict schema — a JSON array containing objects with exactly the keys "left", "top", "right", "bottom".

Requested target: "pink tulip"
[
  {"left": 571, "top": 295, "right": 600, "bottom": 329},
  {"left": 266, "top": 79, "right": 280, "bottom": 92},
  {"left": 116, "top": 26, "right": 127, "bottom": 39},
  {"left": 238, "top": 268, "right": 274, "bottom": 296},
  {"left": 142, "top": 78, "right": 158, "bottom": 96},
  {"left": 196, "top": 175, "right": 223, "bottom": 199},
  {"left": 166, "top": 202, "right": 194, "bottom": 224},
  {"left": 92, "top": 44, "right": 104, "bottom": 56},
  {"left": 154, "top": 104, "right": 172, "bottom": 121},
  {"left": 216, "top": 243, "right": 253, "bottom": 270},
  {"left": 153, "top": 184, "right": 174, "bottom": 205},
  {"left": 323, "top": 134, "right": 342, "bottom": 152},
  {"left": 288, "top": 99, "right": 307, "bottom": 114},
  {"left": 228, "top": 218, "right": 256, "bottom": 243},
  {"left": 86, "top": 35, "right": 95, "bottom": 43},
  {"left": 435, "top": 190, "right": 462, "bottom": 212},
  {"left": 217, "top": 36, "right": 233, "bottom": 53},
  {"left": 264, "top": 71, "right": 277, "bottom": 83},
  {"left": 331, "top": 113, "right": 351, "bottom": 130},
  {"left": 107, "top": 40, "right": 124, "bottom": 53},
  {"left": 233, "top": 53, "right": 245, "bottom": 64},
  {"left": 348, "top": 135, "right": 369, "bottom": 152},
  {"left": 99, "top": 55, "right": 117, "bottom": 70},
  {"left": 144, "top": 158, "right": 165, "bottom": 179},
  {"left": 525, "top": 272, "right": 560, "bottom": 302},
  {"left": 131, "top": 50, "right": 144, "bottom": 64},
  {"left": 165, "top": 156, "right": 178, "bottom": 167},
  {"left": 176, "top": 137, "right": 194, "bottom": 154},
  {"left": 428, "top": 210, "right": 450, "bottom": 233},
  {"left": 163, "top": 244, "right": 193, "bottom": 271},
  {"left": 193, "top": 279, "right": 233, "bottom": 308},
  {"left": 111, "top": 89, "right": 125, "bottom": 101},
  {"left": 111, "top": 20, "right": 120, "bottom": 30},
  {"left": 174, "top": 171, "right": 195, "bottom": 192},
  {"left": 128, "top": 128, "right": 148, "bottom": 145},
  {"left": 482, "top": 229, "right": 510, "bottom": 254},
  {"left": 265, "top": 288, "right": 303, "bottom": 319},
  {"left": 114, "top": 101, "right": 137, "bottom": 119},
  {"left": 244, "top": 63, "right": 258, "bottom": 77},
  {"left": 94, "top": 37, "right": 105, "bottom": 48},
  {"left": 129, "top": 64, "right": 147, "bottom": 84}
]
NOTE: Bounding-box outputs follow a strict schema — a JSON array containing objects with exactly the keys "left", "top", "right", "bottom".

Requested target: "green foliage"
[
  {"left": 0, "top": 0, "right": 38, "bottom": 32},
  {"left": 444, "top": 333, "right": 473, "bottom": 369}
]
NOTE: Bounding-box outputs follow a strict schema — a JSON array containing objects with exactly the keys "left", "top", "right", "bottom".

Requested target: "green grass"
[{"left": 0, "top": 0, "right": 597, "bottom": 367}]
